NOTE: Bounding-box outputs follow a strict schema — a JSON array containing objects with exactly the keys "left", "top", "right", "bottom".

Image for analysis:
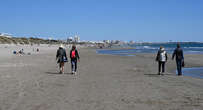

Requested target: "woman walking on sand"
[
  {"left": 56, "top": 45, "right": 68, "bottom": 74},
  {"left": 156, "top": 46, "right": 168, "bottom": 75},
  {"left": 70, "top": 45, "right": 80, "bottom": 74},
  {"left": 172, "top": 43, "right": 184, "bottom": 76}
]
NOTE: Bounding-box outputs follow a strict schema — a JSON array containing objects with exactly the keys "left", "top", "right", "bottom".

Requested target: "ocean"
[
  {"left": 97, "top": 42, "right": 203, "bottom": 56},
  {"left": 181, "top": 67, "right": 203, "bottom": 79}
]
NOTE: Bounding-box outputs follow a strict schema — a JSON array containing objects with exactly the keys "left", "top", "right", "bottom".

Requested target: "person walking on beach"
[
  {"left": 70, "top": 45, "right": 80, "bottom": 74},
  {"left": 156, "top": 46, "right": 168, "bottom": 75},
  {"left": 56, "top": 45, "right": 68, "bottom": 74},
  {"left": 172, "top": 43, "right": 184, "bottom": 76}
]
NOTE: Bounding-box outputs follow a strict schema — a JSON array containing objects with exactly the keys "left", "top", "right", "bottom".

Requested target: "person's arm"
[
  {"left": 165, "top": 52, "right": 168, "bottom": 61},
  {"left": 56, "top": 50, "right": 59, "bottom": 60},
  {"left": 181, "top": 49, "right": 184, "bottom": 60},
  {"left": 172, "top": 49, "right": 176, "bottom": 60},
  {"left": 64, "top": 49, "right": 67, "bottom": 58},
  {"left": 76, "top": 50, "right": 80, "bottom": 60},
  {"left": 156, "top": 51, "right": 159, "bottom": 61},
  {"left": 70, "top": 50, "right": 72, "bottom": 59}
]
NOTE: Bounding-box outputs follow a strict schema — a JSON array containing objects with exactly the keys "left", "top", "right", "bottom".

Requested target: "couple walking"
[
  {"left": 56, "top": 45, "right": 80, "bottom": 74},
  {"left": 156, "top": 43, "right": 184, "bottom": 76}
]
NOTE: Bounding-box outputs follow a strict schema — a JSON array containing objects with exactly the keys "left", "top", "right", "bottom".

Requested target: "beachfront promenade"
[{"left": 0, "top": 47, "right": 203, "bottom": 110}]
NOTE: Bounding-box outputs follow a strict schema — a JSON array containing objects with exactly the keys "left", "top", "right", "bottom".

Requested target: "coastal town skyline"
[{"left": 2, "top": 32, "right": 203, "bottom": 43}]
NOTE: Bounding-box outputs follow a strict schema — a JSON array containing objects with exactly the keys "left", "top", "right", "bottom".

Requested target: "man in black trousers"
[
  {"left": 172, "top": 43, "right": 184, "bottom": 76},
  {"left": 156, "top": 46, "right": 168, "bottom": 75}
]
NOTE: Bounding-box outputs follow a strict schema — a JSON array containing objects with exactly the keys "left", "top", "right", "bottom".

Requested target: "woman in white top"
[{"left": 156, "top": 46, "right": 168, "bottom": 75}]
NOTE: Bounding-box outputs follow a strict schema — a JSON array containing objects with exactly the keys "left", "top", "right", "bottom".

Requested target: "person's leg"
[
  {"left": 75, "top": 60, "right": 77, "bottom": 72},
  {"left": 176, "top": 60, "right": 178, "bottom": 75},
  {"left": 71, "top": 60, "right": 74, "bottom": 73},
  {"left": 177, "top": 60, "right": 181, "bottom": 75},
  {"left": 59, "top": 63, "right": 62, "bottom": 73},
  {"left": 162, "top": 62, "right": 165, "bottom": 73},
  {"left": 61, "top": 62, "right": 64, "bottom": 73},
  {"left": 179, "top": 60, "right": 182, "bottom": 75},
  {"left": 158, "top": 61, "right": 161, "bottom": 75}
]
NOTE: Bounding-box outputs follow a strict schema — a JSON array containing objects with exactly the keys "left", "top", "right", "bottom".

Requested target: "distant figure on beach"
[
  {"left": 18, "top": 49, "right": 25, "bottom": 55},
  {"left": 156, "top": 46, "right": 168, "bottom": 75},
  {"left": 13, "top": 51, "right": 17, "bottom": 54},
  {"left": 70, "top": 45, "right": 80, "bottom": 74},
  {"left": 56, "top": 45, "right": 68, "bottom": 74},
  {"left": 172, "top": 43, "right": 184, "bottom": 76}
]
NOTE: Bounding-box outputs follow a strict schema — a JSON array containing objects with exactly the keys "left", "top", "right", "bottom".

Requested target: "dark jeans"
[
  {"left": 176, "top": 59, "right": 182, "bottom": 75},
  {"left": 158, "top": 61, "right": 165, "bottom": 73},
  {"left": 71, "top": 59, "right": 77, "bottom": 72}
]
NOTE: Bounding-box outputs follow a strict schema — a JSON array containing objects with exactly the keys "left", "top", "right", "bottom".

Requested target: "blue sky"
[{"left": 0, "top": 0, "right": 203, "bottom": 42}]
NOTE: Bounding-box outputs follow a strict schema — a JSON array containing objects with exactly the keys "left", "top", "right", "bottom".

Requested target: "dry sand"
[{"left": 0, "top": 46, "right": 203, "bottom": 110}]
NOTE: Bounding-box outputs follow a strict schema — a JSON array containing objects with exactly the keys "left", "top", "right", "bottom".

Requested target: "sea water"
[
  {"left": 180, "top": 67, "right": 203, "bottom": 79},
  {"left": 97, "top": 43, "right": 203, "bottom": 56}
]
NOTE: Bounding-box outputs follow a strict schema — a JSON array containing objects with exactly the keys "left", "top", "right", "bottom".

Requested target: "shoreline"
[
  {"left": 96, "top": 48, "right": 203, "bottom": 79},
  {"left": 96, "top": 48, "right": 203, "bottom": 66}
]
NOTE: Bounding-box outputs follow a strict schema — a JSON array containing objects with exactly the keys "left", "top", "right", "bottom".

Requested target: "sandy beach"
[{"left": 0, "top": 46, "right": 203, "bottom": 110}]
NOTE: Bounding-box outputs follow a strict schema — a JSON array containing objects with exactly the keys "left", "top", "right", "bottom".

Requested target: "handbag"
[
  {"left": 63, "top": 56, "right": 68, "bottom": 62},
  {"left": 182, "top": 61, "right": 185, "bottom": 67}
]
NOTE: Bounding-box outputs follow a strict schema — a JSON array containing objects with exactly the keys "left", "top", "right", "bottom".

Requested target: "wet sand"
[{"left": 0, "top": 47, "right": 203, "bottom": 110}]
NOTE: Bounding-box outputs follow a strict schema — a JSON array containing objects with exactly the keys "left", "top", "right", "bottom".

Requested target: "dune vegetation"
[{"left": 0, "top": 36, "right": 61, "bottom": 45}]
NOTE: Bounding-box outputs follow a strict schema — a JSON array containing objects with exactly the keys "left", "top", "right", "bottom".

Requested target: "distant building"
[
  {"left": 48, "top": 37, "right": 53, "bottom": 40},
  {"left": 111, "top": 40, "right": 117, "bottom": 44},
  {"left": 67, "top": 37, "right": 73, "bottom": 43},
  {"left": 118, "top": 41, "right": 126, "bottom": 45},
  {"left": 67, "top": 35, "right": 80, "bottom": 43},
  {"left": 129, "top": 40, "right": 135, "bottom": 44},
  {"left": 115, "top": 40, "right": 121, "bottom": 44},
  {"left": 74, "top": 35, "right": 80, "bottom": 43},
  {"left": 0, "top": 33, "right": 12, "bottom": 38},
  {"left": 103, "top": 40, "right": 110, "bottom": 44}
]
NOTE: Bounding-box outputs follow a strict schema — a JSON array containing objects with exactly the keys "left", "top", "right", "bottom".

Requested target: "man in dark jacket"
[
  {"left": 156, "top": 46, "right": 168, "bottom": 75},
  {"left": 70, "top": 45, "right": 80, "bottom": 74},
  {"left": 172, "top": 43, "right": 184, "bottom": 76},
  {"left": 56, "top": 45, "right": 67, "bottom": 74}
]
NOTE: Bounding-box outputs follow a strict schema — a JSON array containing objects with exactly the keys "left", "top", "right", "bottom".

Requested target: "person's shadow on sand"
[
  {"left": 144, "top": 74, "right": 160, "bottom": 77},
  {"left": 45, "top": 72, "right": 73, "bottom": 75},
  {"left": 144, "top": 73, "right": 174, "bottom": 77}
]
